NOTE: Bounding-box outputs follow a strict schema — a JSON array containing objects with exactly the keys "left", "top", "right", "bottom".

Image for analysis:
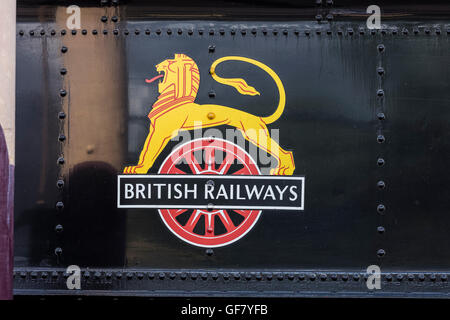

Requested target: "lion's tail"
[{"left": 210, "top": 56, "right": 286, "bottom": 124}]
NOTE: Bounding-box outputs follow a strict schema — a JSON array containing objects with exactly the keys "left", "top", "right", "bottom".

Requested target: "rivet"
[
  {"left": 101, "top": 16, "right": 108, "bottom": 23},
  {"left": 315, "top": 0, "right": 322, "bottom": 6},
  {"left": 294, "top": 29, "right": 299, "bottom": 35},
  {"left": 60, "top": 68, "right": 67, "bottom": 75},
  {"left": 200, "top": 273, "right": 207, "bottom": 280},
  {"left": 331, "top": 274, "right": 338, "bottom": 281},
  {"left": 113, "top": 29, "right": 119, "bottom": 35},
  {"left": 245, "top": 273, "right": 252, "bottom": 281},
  {"left": 241, "top": 29, "right": 247, "bottom": 35},
  {"left": 320, "top": 273, "right": 327, "bottom": 281},
  {"left": 112, "top": 0, "right": 119, "bottom": 6},
  {"left": 124, "top": 29, "right": 129, "bottom": 35},
  {"left": 180, "top": 272, "right": 187, "bottom": 280},
  {"left": 61, "top": 29, "right": 66, "bottom": 36},
  {"left": 231, "top": 29, "right": 236, "bottom": 35},
  {"left": 385, "top": 273, "right": 392, "bottom": 281},
  {"left": 347, "top": 28, "right": 354, "bottom": 35},
  {"left": 424, "top": 28, "right": 430, "bottom": 34},
  {"left": 40, "top": 30, "right": 45, "bottom": 36},
  {"left": 101, "top": 0, "right": 108, "bottom": 6},
  {"left": 207, "top": 112, "right": 215, "bottom": 120},
  {"left": 315, "top": 14, "right": 323, "bottom": 22},
  {"left": 126, "top": 272, "right": 133, "bottom": 279},
  {"left": 377, "top": 44, "right": 385, "bottom": 52},
  {"left": 305, "top": 30, "right": 311, "bottom": 36},
  {"left": 283, "top": 29, "right": 288, "bottom": 35},
  {"left": 106, "top": 272, "right": 112, "bottom": 279},
  {"left": 377, "top": 158, "right": 385, "bottom": 166},
  {"left": 265, "top": 273, "right": 272, "bottom": 281},
  {"left": 208, "top": 45, "right": 215, "bottom": 52},
  {"left": 326, "top": 0, "right": 333, "bottom": 5},
  {"left": 60, "top": 89, "right": 67, "bottom": 97},
  {"left": 58, "top": 111, "right": 66, "bottom": 119},
  {"left": 92, "top": 29, "right": 98, "bottom": 35},
  {"left": 337, "top": 29, "right": 343, "bottom": 35},
  {"left": 377, "top": 180, "right": 386, "bottom": 189},
  {"left": 209, "top": 29, "right": 214, "bottom": 35},
  {"left": 377, "top": 226, "right": 385, "bottom": 234},
  {"left": 159, "top": 272, "right": 166, "bottom": 280},
  {"left": 377, "top": 67, "right": 384, "bottom": 76},
  {"left": 288, "top": 274, "right": 294, "bottom": 280},
  {"left": 51, "top": 271, "right": 59, "bottom": 278},
  {"left": 56, "top": 201, "right": 64, "bottom": 210},
  {"left": 326, "top": 14, "right": 333, "bottom": 21},
  {"left": 156, "top": 29, "right": 161, "bottom": 35},
  {"left": 251, "top": 28, "right": 257, "bottom": 35},
  {"left": 71, "top": 29, "right": 76, "bottom": 35},
  {"left": 381, "top": 29, "right": 387, "bottom": 35},
  {"left": 95, "top": 272, "right": 101, "bottom": 279},
  {"left": 208, "top": 90, "right": 216, "bottom": 98},
  {"left": 111, "top": 16, "right": 118, "bottom": 22},
  {"left": 135, "top": 29, "right": 140, "bottom": 35},
  {"left": 31, "top": 271, "right": 38, "bottom": 279},
  {"left": 377, "top": 248, "right": 386, "bottom": 257},
  {"left": 138, "top": 273, "right": 144, "bottom": 280},
  {"left": 396, "top": 274, "right": 404, "bottom": 281},
  {"left": 57, "top": 157, "right": 65, "bottom": 165},
  {"left": 198, "top": 29, "right": 203, "bottom": 35},
  {"left": 219, "top": 28, "right": 225, "bottom": 35},
  {"left": 407, "top": 274, "right": 415, "bottom": 281},
  {"left": 190, "top": 273, "right": 198, "bottom": 280},
  {"left": 82, "top": 29, "right": 87, "bottom": 35},
  {"left": 54, "top": 247, "right": 63, "bottom": 255},
  {"left": 145, "top": 29, "right": 150, "bottom": 35},
  {"left": 392, "top": 29, "right": 398, "bottom": 35},
  {"left": 20, "top": 271, "right": 27, "bottom": 278},
  {"left": 377, "top": 135, "right": 385, "bottom": 143},
  {"left": 188, "top": 29, "right": 193, "bottom": 35},
  {"left": 19, "top": 30, "right": 24, "bottom": 36},
  {"left": 206, "top": 248, "right": 214, "bottom": 256},
  {"left": 41, "top": 272, "right": 48, "bottom": 279},
  {"left": 223, "top": 273, "right": 229, "bottom": 280},
  {"left": 103, "top": 30, "right": 108, "bottom": 35},
  {"left": 326, "top": 30, "right": 332, "bottom": 35},
  {"left": 262, "top": 28, "right": 267, "bottom": 35},
  {"left": 115, "top": 272, "right": 123, "bottom": 279},
  {"left": 377, "top": 112, "right": 386, "bottom": 120},
  {"left": 377, "top": 204, "right": 386, "bottom": 214},
  {"left": 316, "top": 30, "right": 321, "bottom": 35},
  {"left": 178, "top": 29, "right": 183, "bottom": 35},
  {"left": 61, "top": 46, "right": 68, "bottom": 53},
  {"left": 359, "top": 28, "right": 365, "bottom": 35},
  {"left": 418, "top": 273, "right": 425, "bottom": 281},
  {"left": 309, "top": 273, "right": 317, "bottom": 281},
  {"left": 298, "top": 274, "right": 305, "bottom": 281},
  {"left": 441, "top": 274, "right": 448, "bottom": 281},
  {"left": 29, "top": 30, "right": 34, "bottom": 36},
  {"left": 413, "top": 28, "right": 419, "bottom": 34},
  {"left": 55, "top": 224, "right": 63, "bottom": 233},
  {"left": 83, "top": 271, "right": 90, "bottom": 279},
  {"left": 435, "top": 28, "right": 441, "bottom": 35},
  {"left": 353, "top": 274, "right": 360, "bottom": 281},
  {"left": 147, "top": 272, "right": 154, "bottom": 279},
  {"left": 277, "top": 273, "right": 284, "bottom": 280},
  {"left": 371, "top": 29, "right": 376, "bottom": 35},
  {"left": 430, "top": 274, "right": 436, "bottom": 281},
  {"left": 255, "top": 273, "right": 262, "bottom": 280},
  {"left": 377, "top": 89, "right": 385, "bottom": 97}
]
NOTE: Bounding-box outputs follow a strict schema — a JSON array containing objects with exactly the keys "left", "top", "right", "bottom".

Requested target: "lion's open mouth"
[{"left": 145, "top": 70, "right": 165, "bottom": 84}]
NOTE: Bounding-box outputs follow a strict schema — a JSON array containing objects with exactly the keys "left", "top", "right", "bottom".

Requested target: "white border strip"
[{"left": 118, "top": 175, "right": 305, "bottom": 210}]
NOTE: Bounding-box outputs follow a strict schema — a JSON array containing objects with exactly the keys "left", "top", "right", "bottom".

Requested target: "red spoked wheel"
[{"left": 158, "top": 137, "right": 262, "bottom": 247}]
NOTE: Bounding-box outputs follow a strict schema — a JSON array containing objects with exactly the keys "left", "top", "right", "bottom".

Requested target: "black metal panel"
[{"left": 14, "top": 0, "right": 450, "bottom": 297}]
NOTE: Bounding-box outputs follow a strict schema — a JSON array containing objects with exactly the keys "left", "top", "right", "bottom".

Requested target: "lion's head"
[{"left": 155, "top": 54, "right": 200, "bottom": 100}]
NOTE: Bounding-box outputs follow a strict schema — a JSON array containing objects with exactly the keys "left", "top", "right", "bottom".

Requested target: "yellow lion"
[{"left": 123, "top": 53, "right": 295, "bottom": 175}]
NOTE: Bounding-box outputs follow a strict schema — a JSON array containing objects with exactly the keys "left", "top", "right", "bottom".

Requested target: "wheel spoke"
[
  {"left": 218, "top": 210, "right": 236, "bottom": 232},
  {"left": 233, "top": 209, "right": 250, "bottom": 218},
  {"left": 184, "top": 151, "right": 203, "bottom": 174},
  {"left": 217, "top": 151, "right": 236, "bottom": 174},
  {"left": 170, "top": 166, "right": 188, "bottom": 174},
  {"left": 171, "top": 209, "right": 188, "bottom": 218},
  {"left": 184, "top": 210, "right": 202, "bottom": 232},
  {"left": 205, "top": 214, "right": 215, "bottom": 237},
  {"left": 204, "top": 148, "right": 215, "bottom": 171}
]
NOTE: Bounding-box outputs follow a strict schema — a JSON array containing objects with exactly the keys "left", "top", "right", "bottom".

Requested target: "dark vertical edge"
[{"left": 0, "top": 125, "right": 13, "bottom": 300}]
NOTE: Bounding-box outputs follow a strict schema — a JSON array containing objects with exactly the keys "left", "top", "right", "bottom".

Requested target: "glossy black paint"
[{"left": 14, "top": 1, "right": 450, "bottom": 296}]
